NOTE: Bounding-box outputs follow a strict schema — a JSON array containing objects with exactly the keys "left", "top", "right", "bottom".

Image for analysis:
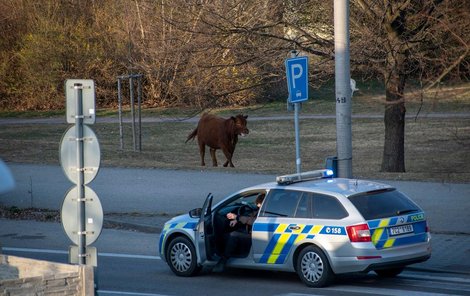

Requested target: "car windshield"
[{"left": 348, "top": 189, "right": 420, "bottom": 220}]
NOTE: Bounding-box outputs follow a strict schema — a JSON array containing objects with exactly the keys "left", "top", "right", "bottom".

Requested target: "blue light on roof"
[{"left": 323, "top": 169, "right": 334, "bottom": 177}]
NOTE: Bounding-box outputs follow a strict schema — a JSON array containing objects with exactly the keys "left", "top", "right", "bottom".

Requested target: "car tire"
[
  {"left": 296, "top": 245, "right": 334, "bottom": 287},
  {"left": 167, "top": 236, "right": 201, "bottom": 277},
  {"left": 374, "top": 267, "right": 404, "bottom": 277}
]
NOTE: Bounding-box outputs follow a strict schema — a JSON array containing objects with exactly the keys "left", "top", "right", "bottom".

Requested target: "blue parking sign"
[{"left": 285, "top": 56, "right": 309, "bottom": 103}]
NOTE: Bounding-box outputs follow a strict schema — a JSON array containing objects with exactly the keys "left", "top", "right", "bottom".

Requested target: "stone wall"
[{"left": 0, "top": 255, "right": 94, "bottom": 295}]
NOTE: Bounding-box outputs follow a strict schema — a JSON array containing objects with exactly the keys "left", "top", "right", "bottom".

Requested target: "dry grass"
[
  {"left": 1, "top": 83, "right": 469, "bottom": 182},
  {"left": 1, "top": 114, "right": 469, "bottom": 183}
]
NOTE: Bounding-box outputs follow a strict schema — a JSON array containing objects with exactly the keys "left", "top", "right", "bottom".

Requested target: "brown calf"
[{"left": 186, "top": 113, "right": 249, "bottom": 167}]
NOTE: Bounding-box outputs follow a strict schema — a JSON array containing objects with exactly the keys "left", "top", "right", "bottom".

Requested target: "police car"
[{"left": 158, "top": 169, "right": 431, "bottom": 287}]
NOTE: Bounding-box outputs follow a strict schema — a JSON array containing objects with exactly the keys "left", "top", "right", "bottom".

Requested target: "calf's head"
[{"left": 232, "top": 114, "right": 249, "bottom": 137}]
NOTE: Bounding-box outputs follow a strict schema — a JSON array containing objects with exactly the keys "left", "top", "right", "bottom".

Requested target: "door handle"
[{"left": 289, "top": 225, "right": 300, "bottom": 230}]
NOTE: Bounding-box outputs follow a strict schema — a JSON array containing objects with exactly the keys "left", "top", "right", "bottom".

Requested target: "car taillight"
[{"left": 347, "top": 223, "right": 371, "bottom": 242}]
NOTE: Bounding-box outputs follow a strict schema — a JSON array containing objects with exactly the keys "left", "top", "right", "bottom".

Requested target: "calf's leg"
[
  {"left": 198, "top": 142, "right": 206, "bottom": 166},
  {"left": 210, "top": 148, "right": 218, "bottom": 167},
  {"left": 221, "top": 148, "right": 234, "bottom": 167}
]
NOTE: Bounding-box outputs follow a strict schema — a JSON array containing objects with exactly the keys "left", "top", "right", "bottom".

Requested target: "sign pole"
[
  {"left": 290, "top": 51, "right": 302, "bottom": 175},
  {"left": 117, "top": 78, "right": 124, "bottom": 150},
  {"left": 129, "top": 77, "right": 136, "bottom": 152},
  {"left": 137, "top": 76, "right": 142, "bottom": 152},
  {"left": 62, "top": 79, "right": 101, "bottom": 268},
  {"left": 294, "top": 102, "right": 301, "bottom": 174},
  {"left": 286, "top": 51, "right": 308, "bottom": 175},
  {"left": 74, "top": 83, "right": 86, "bottom": 265}
]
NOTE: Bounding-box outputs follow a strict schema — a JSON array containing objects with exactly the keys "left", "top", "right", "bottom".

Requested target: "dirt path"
[{"left": 1, "top": 112, "right": 469, "bottom": 125}]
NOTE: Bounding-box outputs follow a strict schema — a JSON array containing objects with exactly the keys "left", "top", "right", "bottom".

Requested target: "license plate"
[{"left": 389, "top": 224, "right": 414, "bottom": 236}]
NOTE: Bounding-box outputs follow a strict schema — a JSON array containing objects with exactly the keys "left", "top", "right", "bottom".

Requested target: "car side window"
[
  {"left": 294, "top": 192, "right": 311, "bottom": 218},
  {"left": 313, "top": 194, "right": 348, "bottom": 219},
  {"left": 260, "top": 189, "right": 302, "bottom": 218}
]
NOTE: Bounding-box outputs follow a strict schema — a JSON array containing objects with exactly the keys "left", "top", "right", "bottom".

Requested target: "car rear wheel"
[
  {"left": 296, "top": 245, "right": 334, "bottom": 287},
  {"left": 374, "top": 267, "right": 404, "bottom": 277},
  {"left": 167, "top": 236, "right": 201, "bottom": 276}
]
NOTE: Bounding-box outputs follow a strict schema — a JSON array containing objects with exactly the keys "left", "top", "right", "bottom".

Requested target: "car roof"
[{"left": 246, "top": 178, "right": 393, "bottom": 198}]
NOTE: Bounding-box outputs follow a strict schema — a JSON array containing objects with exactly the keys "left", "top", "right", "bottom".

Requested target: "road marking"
[
  {"left": 98, "top": 290, "right": 168, "bottom": 296},
  {"left": 397, "top": 274, "right": 470, "bottom": 293},
  {"left": 2, "top": 247, "right": 161, "bottom": 260},
  {"left": 400, "top": 273, "right": 470, "bottom": 284},
  {"left": 2, "top": 247, "right": 68, "bottom": 255},
  {"left": 324, "top": 285, "right": 460, "bottom": 296},
  {"left": 99, "top": 252, "right": 160, "bottom": 260}
]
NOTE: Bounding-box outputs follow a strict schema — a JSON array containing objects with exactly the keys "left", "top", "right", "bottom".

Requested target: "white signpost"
[
  {"left": 65, "top": 79, "right": 96, "bottom": 125},
  {"left": 286, "top": 53, "right": 309, "bottom": 174}
]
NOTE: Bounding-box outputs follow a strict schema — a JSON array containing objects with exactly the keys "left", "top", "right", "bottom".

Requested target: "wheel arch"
[
  {"left": 163, "top": 231, "right": 195, "bottom": 261},
  {"left": 292, "top": 242, "right": 333, "bottom": 273}
]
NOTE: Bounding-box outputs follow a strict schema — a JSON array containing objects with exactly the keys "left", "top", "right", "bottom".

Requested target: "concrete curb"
[{"left": 104, "top": 219, "right": 162, "bottom": 234}]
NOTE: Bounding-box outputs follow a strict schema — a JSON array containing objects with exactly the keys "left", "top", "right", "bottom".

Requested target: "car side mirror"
[{"left": 189, "top": 208, "right": 202, "bottom": 218}]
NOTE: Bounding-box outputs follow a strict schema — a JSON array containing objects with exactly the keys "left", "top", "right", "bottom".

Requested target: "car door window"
[{"left": 260, "top": 189, "right": 302, "bottom": 218}]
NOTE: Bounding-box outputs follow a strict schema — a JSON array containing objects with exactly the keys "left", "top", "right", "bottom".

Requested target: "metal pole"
[
  {"left": 129, "top": 77, "right": 136, "bottom": 152},
  {"left": 137, "top": 75, "right": 142, "bottom": 152},
  {"left": 287, "top": 50, "right": 302, "bottom": 175},
  {"left": 74, "top": 83, "right": 86, "bottom": 265},
  {"left": 117, "top": 78, "right": 123, "bottom": 150},
  {"left": 334, "top": 0, "right": 353, "bottom": 178},
  {"left": 294, "top": 102, "right": 301, "bottom": 174}
]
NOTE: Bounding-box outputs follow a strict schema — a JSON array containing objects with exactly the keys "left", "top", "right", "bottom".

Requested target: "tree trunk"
[{"left": 381, "top": 68, "right": 406, "bottom": 172}]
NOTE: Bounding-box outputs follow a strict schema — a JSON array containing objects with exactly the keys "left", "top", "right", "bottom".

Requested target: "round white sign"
[
  {"left": 60, "top": 125, "right": 100, "bottom": 185},
  {"left": 61, "top": 185, "right": 103, "bottom": 246}
]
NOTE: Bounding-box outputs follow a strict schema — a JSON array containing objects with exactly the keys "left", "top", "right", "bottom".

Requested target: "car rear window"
[{"left": 348, "top": 189, "right": 420, "bottom": 220}]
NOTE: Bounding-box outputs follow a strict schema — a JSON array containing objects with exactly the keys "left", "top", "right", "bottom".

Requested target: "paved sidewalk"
[{"left": 407, "top": 233, "right": 470, "bottom": 274}]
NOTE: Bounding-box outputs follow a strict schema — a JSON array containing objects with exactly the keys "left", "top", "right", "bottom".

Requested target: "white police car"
[{"left": 159, "top": 169, "right": 431, "bottom": 287}]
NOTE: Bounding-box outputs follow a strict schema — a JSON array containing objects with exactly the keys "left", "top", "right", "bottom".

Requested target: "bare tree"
[
  {"left": 129, "top": 0, "right": 335, "bottom": 109},
  {"left": 152, "top": 0, "right": 468, "bottom": 172},
  {"left": 0, "top": 0, "right": 128, "bottom": 110},
  {"left": 350, "top": 0, "right": 470, "bottom": 172},
  {"left": 1, "top": 0, "right": 467, "bottom": 176}
]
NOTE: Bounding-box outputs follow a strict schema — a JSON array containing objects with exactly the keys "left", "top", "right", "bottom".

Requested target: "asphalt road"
[
  {"left": 2, "top": 219, "right": 470, "bottom": 296},
  {"left": 2, "top": 163, "right": 470, "bottom": 295},
  {"left": 2, "top": 163, "right": 470, "bottom": 234}
]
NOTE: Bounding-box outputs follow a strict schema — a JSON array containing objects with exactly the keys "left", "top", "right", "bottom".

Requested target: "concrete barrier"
[{"left": 0, "top": 255, "right": 94, "bottom": 295}]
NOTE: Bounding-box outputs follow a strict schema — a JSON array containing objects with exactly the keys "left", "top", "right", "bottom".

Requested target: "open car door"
[{"left": 195, "top": 193, "right": 213, "bottom": 264}]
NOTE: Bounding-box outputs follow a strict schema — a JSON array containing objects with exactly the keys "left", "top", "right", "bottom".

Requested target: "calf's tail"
[{"left": 185, "top": 128, "right": 197, "bottom": 143}]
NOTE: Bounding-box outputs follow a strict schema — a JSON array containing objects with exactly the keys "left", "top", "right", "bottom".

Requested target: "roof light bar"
[{"left": 276, "top": 169, "right": 334, "bottom": 185}]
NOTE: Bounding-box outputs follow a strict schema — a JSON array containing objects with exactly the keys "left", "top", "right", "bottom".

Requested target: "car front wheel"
[
  {"left": 296, "top": 245, "right": 334, "bottom": 287},
  {"left": 166, "top": 236, "right": 201, "bottom": 276}
]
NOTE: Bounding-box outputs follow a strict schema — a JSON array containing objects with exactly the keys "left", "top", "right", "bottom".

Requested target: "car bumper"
[{"left": 329, "top": 240, "right": 432, "bottom": 274}]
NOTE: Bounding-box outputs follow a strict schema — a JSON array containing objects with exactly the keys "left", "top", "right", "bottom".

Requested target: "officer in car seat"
[{"left": 213, "top": 192, "right": 265, "bottom": 272}]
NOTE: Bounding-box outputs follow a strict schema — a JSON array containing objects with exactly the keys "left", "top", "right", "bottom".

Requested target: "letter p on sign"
[{"left": 286, "top": 56, "right": 309, "bottom": 103}]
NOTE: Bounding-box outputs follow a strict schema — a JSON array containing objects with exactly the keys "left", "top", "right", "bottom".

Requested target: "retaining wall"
[{"left": 0, "top": 255, "right": 94, "bottom": 295}]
